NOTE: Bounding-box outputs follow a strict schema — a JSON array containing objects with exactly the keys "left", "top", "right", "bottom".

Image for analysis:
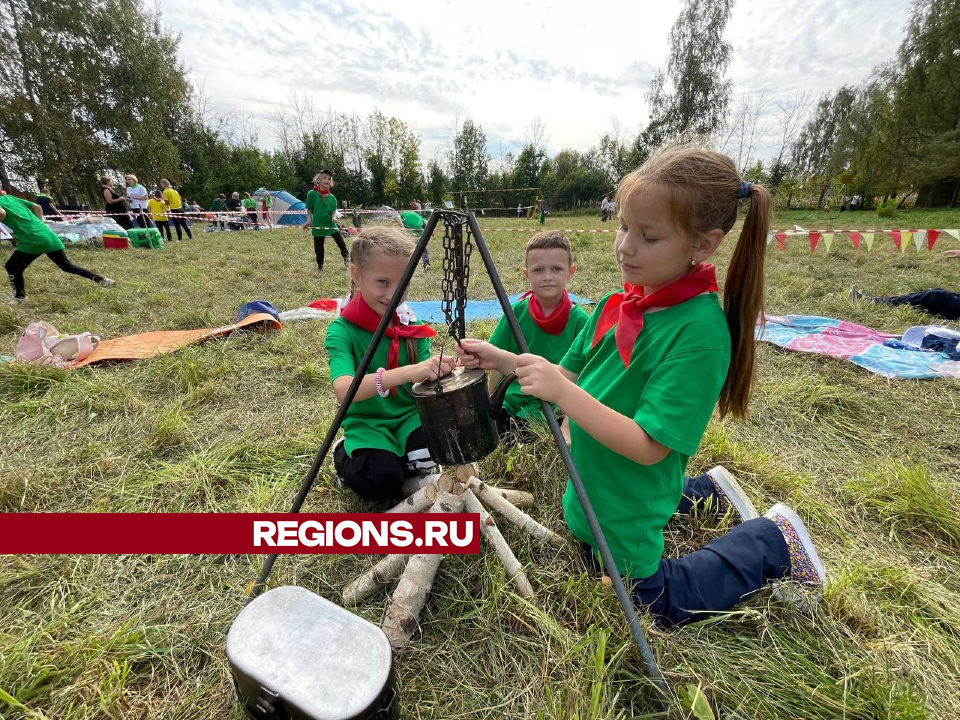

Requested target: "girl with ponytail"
[{"left": 457, "top": 145, "right": 827, "bottom": 626}]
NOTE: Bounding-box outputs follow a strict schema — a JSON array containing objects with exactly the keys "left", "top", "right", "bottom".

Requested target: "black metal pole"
[
  {"left": 465, "top": 213, "right": 672, "bottom": 706},
  {"left": 246, "top": 210, "right": 442, "bottom": 602}
]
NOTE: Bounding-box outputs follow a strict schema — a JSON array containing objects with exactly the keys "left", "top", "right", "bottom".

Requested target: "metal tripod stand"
[{"left": 243, "top": 209, "right": 672, "bottom": 707}]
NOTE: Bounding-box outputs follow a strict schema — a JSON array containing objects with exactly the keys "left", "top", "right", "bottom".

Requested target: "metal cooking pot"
[{"left": 411, "top": 367, "right": 517, "bottom": 466}]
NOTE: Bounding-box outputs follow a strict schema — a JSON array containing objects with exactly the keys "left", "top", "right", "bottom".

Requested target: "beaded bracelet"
[{"left": 375, "top": 367, "right": 389, "bottom": 398}]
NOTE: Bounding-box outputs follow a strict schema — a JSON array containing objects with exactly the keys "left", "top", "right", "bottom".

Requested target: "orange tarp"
[{"left": 73, "top": 312, "right": 281, "bottom": 368}]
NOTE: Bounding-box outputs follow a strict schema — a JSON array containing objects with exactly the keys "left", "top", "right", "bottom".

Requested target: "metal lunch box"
[{"left": 227, "top": 586, "right": 397, "bottom": 720}]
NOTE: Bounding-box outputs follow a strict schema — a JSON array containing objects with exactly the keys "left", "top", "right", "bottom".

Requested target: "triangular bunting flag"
[
  {"left": 910, "top": 230, "right": 922, "bottom": 251},
  {"left": 766, "top": 233, "right": 773, "bottom": 246},
  {"left": 775, "top": 233, "right": 787, "bottom": 251},
  {"left": 809, "top": 231, "right": 821, "bottom": 251},
  {"left": 890, "top": 230, "right": 902, "bottom": 251},
  {"left": 902, "top": 231, "right": 912, "bottom": 252},
  {"left": 926, "top": 229, "right": 940, "bottom": 250},
  {"left": 823, "top": 232, "right": 834, "bottom": 252},
  {"left": 849, "top": 232, "right": 861, "bottom": 249},
  {"left": 945, "top": 229, "right": 959, "bottom": 242},
  {"left": 863, "top": 232, "right": 874, "bottom": 250}
]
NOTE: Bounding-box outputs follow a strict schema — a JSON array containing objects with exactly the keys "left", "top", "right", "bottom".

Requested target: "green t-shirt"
[
  {"left": 0, "top": 194, "right": 64, "bottom": 254},
  {"left": 306, "top": 189, "right": 338, "bottom": 238},
  {"left": 324, "top": 316, "right": 431, "bottom": 457},
  {"left": 399, "top": 210, "right": 424, "bottom": 234},
  {"left": 559, "top": 292, "right": 730, "bottom": 579},
  {"left": 488, "top": 297, "right": 589, "bottom": 421},
  {"left": 241, "top": 197, "right": 256, "bottom": 209}
]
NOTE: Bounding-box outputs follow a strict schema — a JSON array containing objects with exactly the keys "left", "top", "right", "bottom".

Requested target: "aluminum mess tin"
[{"left": 227, "top": 586, "right": 397, "bottom": 720}]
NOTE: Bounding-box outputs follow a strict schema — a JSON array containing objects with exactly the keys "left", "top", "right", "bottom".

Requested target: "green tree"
[
  {"left": 448, "top": 118, "right": 489, "bottom": 193},
  {"left": 644, "top": 0, "right": 735, "bottom": 148},
  {"left": 0, "top": 0, "right": 190, "bottom": 204},
  {"left": 427, "top": 160, "right": 446, "bottom": 207}
]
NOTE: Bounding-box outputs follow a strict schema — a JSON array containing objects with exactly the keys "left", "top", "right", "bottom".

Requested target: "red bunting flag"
[
  {"left": 926, "top": 229, "right": 940, "bottom": 250},
  {"left": 775, "top": 233, "right": 787, "bottom": 251},
  {"left": 849, "top": 232, "right": 861, "bottom": 249},
  {"left": 809, "top": 231, "right": 821, "bottom": 251},
  {"left": 890, "top": 230, "right": 902, "bottom": 250}
]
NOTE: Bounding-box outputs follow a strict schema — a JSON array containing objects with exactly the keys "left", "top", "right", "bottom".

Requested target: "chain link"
[{"left": 440, "top": 212, "right": 472, "bottom": 341}]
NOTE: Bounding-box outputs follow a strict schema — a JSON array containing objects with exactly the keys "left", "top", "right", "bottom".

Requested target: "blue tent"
[{"left": 253, "top": 189, "right": 306, "bottom": 225}]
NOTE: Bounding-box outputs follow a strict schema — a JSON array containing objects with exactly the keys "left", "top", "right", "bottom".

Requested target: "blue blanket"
[
  {"left": 757, "top": 314, "right": 960, "bottom": 379},
  {"left": 404, "top": 293, "right": 594, "bottom": 324}
]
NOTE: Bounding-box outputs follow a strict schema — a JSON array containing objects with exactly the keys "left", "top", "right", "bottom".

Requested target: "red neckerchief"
[
  {"left": 591, "top": 264, "right": 718, "bottom": 366},
  {"left": 314, "top": 185, "right": 331, "bottom": 197},
  {"left": 339, "top": 292, "right": 435, "bottom": 393},
  {"left": 519, "top": 290, "right": 573, "bottom": 335}
]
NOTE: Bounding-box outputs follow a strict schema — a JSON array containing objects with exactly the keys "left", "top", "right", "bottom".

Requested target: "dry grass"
[{"left": 1, "top": 207, "right": 959, "bottom": 719}]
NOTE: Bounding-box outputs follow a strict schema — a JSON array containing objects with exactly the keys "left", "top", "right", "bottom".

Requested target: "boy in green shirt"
[
  {"left": 488, "top": 231, "right": 588, "bottom": 439},
  {"left": 0, "top": 192, "right": 114, "bottom": 303},
  {"left": 304, "top": 170, "right": 350, "bottom": 273}
]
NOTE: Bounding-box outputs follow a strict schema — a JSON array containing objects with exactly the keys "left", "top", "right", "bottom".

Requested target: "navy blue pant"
[
  {"left": 877, "top": 288, "right": 960, "bottom": 321},
  {"left": 583, "top": 473, "right": 790, "bottom": 627}
]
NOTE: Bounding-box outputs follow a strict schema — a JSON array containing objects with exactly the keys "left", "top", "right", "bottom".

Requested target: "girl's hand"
[
  {"left": 407, "top": 355, "right": 455, "bottom": 384},
  {"left": 515, "top": 353, "right": 568, "bottom": 404},
  {"left": 454, "top": 339, "right": 502, "bottom": 371},
  {"left": 943, "top": 249, "right": 960, "bottom": 258}
]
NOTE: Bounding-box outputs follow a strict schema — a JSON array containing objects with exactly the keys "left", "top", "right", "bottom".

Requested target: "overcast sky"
[{"left": 162, "top": 0, "right": 912, "bottom": 164}]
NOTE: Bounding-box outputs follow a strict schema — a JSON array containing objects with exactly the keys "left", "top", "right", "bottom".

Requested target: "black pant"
[
  {"left": 876, "top": 289, "right": 960, "bottom": 321},
  {"left": 246, "top": 210, "right": 259, "bottom": 228},
  {"left": 155, "top": 220, "right": 172, "bottom": 242},
  {"left": 169, "top": 208, "right": 193, "bottom": 240},
  {"left": 131, "top": 207, "right": 150, "bottom": 229},
  {"left": 582, "top": 473, "right": 790, "bottom": 627},
  {"left": 314, "top": 232, "right": 349, "bottom": 270},
  {"left": 6, "top": 249, "right": 103, "bottom": 298},
  {"left": 334, "top": 427, "right": 432, "bottom": 501}
]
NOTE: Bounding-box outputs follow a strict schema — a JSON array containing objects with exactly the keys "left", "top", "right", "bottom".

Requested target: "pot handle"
[{"left": 488, "top": 371, "right": 518, "bottom": 418}]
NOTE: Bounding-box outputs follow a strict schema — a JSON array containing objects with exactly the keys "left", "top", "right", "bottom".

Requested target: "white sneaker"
[
  {"left": 331, "top": 438, "right": 347, "bottom": 488},
  {"left": 5, "top": 296, "right": 24, "bottom": 305},
  {"left": 765, "top": 503, "right": 827, "bottom": 609},
  {"left": 98, "top": 278, "right": 116, "bottom": 288},
  {"left": 706, "top": 466, "right": 759, "bottom": 523}
]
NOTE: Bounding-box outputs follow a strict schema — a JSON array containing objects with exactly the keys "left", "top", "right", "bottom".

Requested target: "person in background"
[
  {"left": 148, "top": 189, "right": 172, "bottom": 242},
  {"left": 209, "top": 193, "right": 228, "bottom": 230},
  {"left": 601, "top": 196, "right": 613, "bottom": 222},
  {"left": 304, "top": 170, "right": 350, "bottom": 273},
  {"left": 261, "top": 190, "right": 273, "bottom": 229},
  {"left": 851, "top": 251, "right": 960, "bottom": 321},
  {"left": 160, "top": 179, "right": 192, "bottom": 241},
  {"left": 124, "top": 174, "right": 150, "bottom": 228},
  {"left": 242, "top": 191, "right": 259, "bottom": 229},
  {"left": 1, "top": 191, "right": 115, "bottom": 303},
  {"left": 101, "top": 176, "right": 132, "bottom": 230},
  {"left": 397, "top": 207, "right": 429, "bottom": 271},
  {"left": 850, "top": 194, "right": 860, "bottom": 211},
  {"left": 34, "top": 184, "right": 62, "bottom": 219}
]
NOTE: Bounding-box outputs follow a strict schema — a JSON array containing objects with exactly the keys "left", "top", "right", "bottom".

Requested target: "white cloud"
[{"left": 161, "top": 0, "right": 912, "bottom": 163}]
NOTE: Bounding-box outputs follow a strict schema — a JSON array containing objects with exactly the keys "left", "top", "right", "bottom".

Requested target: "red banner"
[{"left": 1, "top": 514, "right": 482, "bottom": 554}]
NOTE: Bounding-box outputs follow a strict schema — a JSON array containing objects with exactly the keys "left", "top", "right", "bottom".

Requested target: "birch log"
[
  {"left": 467, "top": 476, "right": 565, "bottom": 547},
  {"left": 343, "top": 490, "right": 460, "bottom": 605},
  {"left": 463, "top": 489, "right": 534, "bottom": 597},
  {"left": 381, "top": 491, "right": 464, "bottom": 649}
]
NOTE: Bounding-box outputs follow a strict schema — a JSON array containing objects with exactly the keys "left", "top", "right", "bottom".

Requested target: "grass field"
[{"left": 1, "top": 206, "right": 959, "bottom": 719}]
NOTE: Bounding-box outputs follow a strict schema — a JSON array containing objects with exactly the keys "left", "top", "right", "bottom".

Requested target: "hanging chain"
[{"left": 440, "top": 212, "right": 472, "bottom": 341}]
